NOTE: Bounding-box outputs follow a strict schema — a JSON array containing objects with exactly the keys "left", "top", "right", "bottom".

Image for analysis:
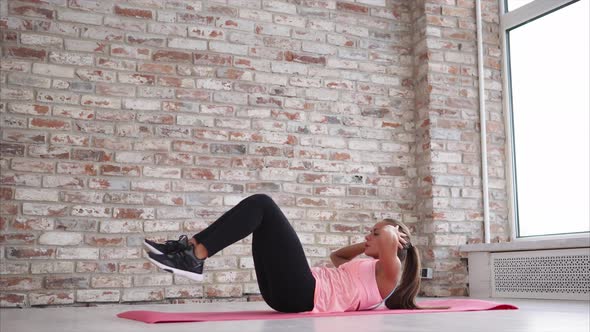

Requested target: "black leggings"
[{"left": 193, "top": 194, "right": 316, "bottom": 313}]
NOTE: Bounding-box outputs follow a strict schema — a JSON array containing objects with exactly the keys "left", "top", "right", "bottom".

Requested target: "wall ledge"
[{"left": 460, "top": 235, "right": 590, "bottom": 252}]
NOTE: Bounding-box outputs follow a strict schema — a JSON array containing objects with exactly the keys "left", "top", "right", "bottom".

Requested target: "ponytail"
[
  {"left": 380, "top": 218, "right": 421, "bottom": 309},
  {"left": 382, "top": 219, "right": 449, "bottom": 310},
  {"left": 385, "top": 244, "right": 421, "bottom": 309}
]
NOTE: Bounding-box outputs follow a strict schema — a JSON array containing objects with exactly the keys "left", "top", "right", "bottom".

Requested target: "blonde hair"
[{"left": 381, "top": 218, "right": 421, "bottom": 309}]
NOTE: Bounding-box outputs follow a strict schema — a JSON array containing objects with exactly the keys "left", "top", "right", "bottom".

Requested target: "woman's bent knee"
[{"left": 247, "top": 193, "right": 274, "bottom": 205}]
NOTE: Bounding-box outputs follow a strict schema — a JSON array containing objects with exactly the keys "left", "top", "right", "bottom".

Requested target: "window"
[
  {"left": 502, "top": 0, "right": 590, "bottom": 238},
  {"left": 505, "top": 0, "right": 535, "bottom": 11}
]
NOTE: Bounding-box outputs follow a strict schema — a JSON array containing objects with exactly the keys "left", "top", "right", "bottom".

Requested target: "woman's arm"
[
  {"left": 330, "top": 242, "right": 365, "bottom": 267},
  {"left": 376, "top": 225, "right": 402, "bottom": 282}
]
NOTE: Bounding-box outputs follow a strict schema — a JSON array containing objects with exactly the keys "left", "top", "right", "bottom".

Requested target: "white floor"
[{"left": 1, "top": 297, "right": 589, "bottom": 332}]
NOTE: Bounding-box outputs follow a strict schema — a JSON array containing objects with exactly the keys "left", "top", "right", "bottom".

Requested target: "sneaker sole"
[
  {"left": 143, "top": 241, "right": 164, "bottom": 255},
  {"left": 146, "top": 256, "right": 204, "bottom": 282}
]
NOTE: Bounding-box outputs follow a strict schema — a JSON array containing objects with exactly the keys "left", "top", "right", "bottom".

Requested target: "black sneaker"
[
  {"left": 147, "top": 245, "right": 205, "bottom": 281},
  {"left": 143, "top": 235, "right": 190, "bottom": 255}
]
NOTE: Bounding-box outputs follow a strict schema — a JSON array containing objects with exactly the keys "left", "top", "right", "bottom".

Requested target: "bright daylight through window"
[{"left": 506, "top": 0, "right": 590, "bottom": 238}]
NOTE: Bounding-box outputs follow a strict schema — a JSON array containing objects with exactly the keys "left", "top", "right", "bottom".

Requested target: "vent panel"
[{"left": 491, "top": 248, "right": 590, "bottom": 300}]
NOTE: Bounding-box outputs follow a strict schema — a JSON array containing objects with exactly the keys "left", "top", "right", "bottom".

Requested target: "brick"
[
  {"left": 0, "top": 172, "right": 41, "bottom": 187},
  {"left": 52, "top": 105, "right": 95, "bottom": 120},
  {"left": 7, "top": 247, "right": 55, "bottom": 259},
  {"left": 48, "top": 52, "right": 93, "bottom": 67},
  {"left": 15, "top": 188, "right": 59, "bottom": 202},
  {"left": 187, "top": 26, "right": 225, "bottom": 40},
  {"left": 0, "top": 188, "right": 13, "bottom": 201},
  {"left": 28, "top": 145, "right": 70, "bottom": 159},
  {"left": 45, "top": 276, "right": 89, "bottom": 289},
  {"left": 133, "top": 274, "right": 173, "bottom": 287},
  {"left": 5, "top": 46, "right": 47, "bottom": 60},
  {"left": 28, "top": 118, "right": 70, "bottom": 132},
  {"left": 193, "top": 52, "right": 232, "bottom": 66},
  {"left": 49, "top": 134, "right": 90, "bottom": 146},
  {"left": 91, "top": 276, "right": 132, "bottom": 288},
  {"left": 0, "top": 200, "right": 18, "bottom": 215},
  {"left": 0, "top": 143, "right": 25, "bottom": 157},
  {"left": 119, "top": 261, "right": 153, "bottom": 274},
  {"left": 144, "top": 193, "right": 184, "bottom": 206},
  {"left": 61, "top": 191, "right": 103, "bottom": 204},
  {"left": 29, "top": 261, "right": 74, "bottom": 276},
  {"left": 74, "top": 122, "right": 115, "bottom": 135},
  {"left": 113, "top": 152, "right": 152, "bottom": 164},
  {"left": 136, "top": 113, "right": 173, "bottom": 124},
  {"left": 36, "top": 90, "right": 79, "bottom": 104},
  {"left": 71, "top": 149, "right": 112, "bottom": 162},
  {"left": 156, "top": 126, "right": 191, "bottom": 138},
  {"left": 175, "top": 89, "right": 211, "bottom": 102},
  {"left": 143, "top": 220, "right": 181, "bottom": 232},
  {"left": 10, "top": 216, "right": 53, "bottom": 231},
  {"left": 54, "top": 219, "right": 98, "bottom": 232},
  {"left": 153, "top": 50, "right": 192, "bottom": 62},
  {"left": 131, "top": 180, "right": 171, "bottom": 192},
  {"left": 0, "top": 262, "right": 30, "bottom": 275},
  {"left": 71, "top": 205, "right": 111, "bottom": 218},
  {"left": 205, "top": 284, "right": 242, "bottom": 298},
  {"left": 158, "top": 76, "right": 195, "bottom": 88},
  {"left": 11, "top": 158, "right": 55, "bottom": 173},
  {"left": 172, "top": 141, "right": 209, "bottom": 153},
  {"left": 22, "top": 203, "right": 68, "bottom": 217},
  {"left": 122, "top": 288, "right": 164, "bottom": 302},
  {"left": 143, "top": 166, "right": 181, "bottom": 179},
  {"left": 32, "top": 63, "right": 74, "bottom": 78},
  {"left": 57, "top": 8, "right": 102, "bottom": 24},
  {"left": 0, "top": 58, "right": 31, "bottom": 72},
  {"left": 56, "top": 248, "right": 99, "bottom": 259},
  {"left": 76, "top": 262, "right": 116, "bottom": 274},
  {"left": 165, "top": 286, "right": 203, "bottom": 298},
  {"left": 172, "top": 181, "right": 209, "bottom": 192},
  {"left": 111, "top": 45, "right": 152, "bottom": 60},
  {"left": 8, "top": 73, "right": 51, "bottom": 88},
  {"left": 97, "top": 57, "right": 135, "bottom": 70},
  {"left": 8, "top": 104, "right": 49, "bottom": 119},
  {"left": 103, "top": 192, "right": 143, "bottom": 205},
  {"left": 99, "top": 220, "right": 142, "bottom": 233},
  {"left": 126, "top": 33, "right": 167, "bottom": 49},
  {"left": 80, "top": 95, "right": 121, "bottom": 109},
  {"left": 0, "top": 293, "right": 27, "bottom": 307},
  {"left": 77, "top": 290, "right": 120, "bottom": 302},
  {"left": 103, "top": 16, "right": 146, "bottom": 32},
  {"left": 100, "top": 248, "right": 141, "bottom": 259},
  {"left": 38, "top": 232, "right": 83, "bottom": 245},
  {"left": 101, "top": 165, "right": 141, "bottom": 177},
  {"left": 113, "top": 208, "right": 155, "bottom": 219},
  {"left": 29, "top": 292, "right": 75, "bottom": 306},
  {"left": 1, "top": 87, "right": 34, "bottom": 100},
  {"left": 76, "top": 68, "right": 116, "bottom": 82},
  {"left": 88, "top": 178, "right": 130, "bottom": 190},
  {"left": 183, "top": 168, "right": 218, "bottom": 180},
  {"left": 65, "top": 39, "right": 107, "bottom": 53},
  {"left": 0, "top": 233, "right": 36, "bottom": 245},
  {"left": 0, "top": 277, "right": 43, "bottom": 291},
  {"left": 118, "top": 73, "right": 155, "bottom": 85},
  {"left": 113, "top": 5, "right": 153, "bottom": 19}
]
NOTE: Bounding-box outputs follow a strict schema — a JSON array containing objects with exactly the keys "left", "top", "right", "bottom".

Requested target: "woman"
[{"left": 144, "top": 194, "right": 421, "bottom": 313}]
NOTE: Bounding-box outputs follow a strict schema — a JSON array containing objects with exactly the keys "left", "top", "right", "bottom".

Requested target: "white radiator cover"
[{"left": 491, "top": 248, "right": 590, "bottom": 300}]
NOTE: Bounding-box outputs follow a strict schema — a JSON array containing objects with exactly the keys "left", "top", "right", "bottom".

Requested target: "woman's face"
[{"left": 363, "top": 221, "right": 389, "bottom": 258}]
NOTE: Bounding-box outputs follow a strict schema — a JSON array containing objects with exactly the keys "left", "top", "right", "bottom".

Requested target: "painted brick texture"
[{"left": 0, "top": 0, "right": 507, "bottom": 307}]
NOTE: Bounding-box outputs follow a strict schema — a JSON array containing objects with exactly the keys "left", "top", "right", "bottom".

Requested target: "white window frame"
[{"left": 500, "top": 0, "right": 589, "bottom": 241}]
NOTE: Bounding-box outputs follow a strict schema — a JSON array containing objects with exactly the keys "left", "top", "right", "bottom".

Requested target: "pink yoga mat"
[{"left": 117, "top": 299, "right": 518, "bottom": 324}]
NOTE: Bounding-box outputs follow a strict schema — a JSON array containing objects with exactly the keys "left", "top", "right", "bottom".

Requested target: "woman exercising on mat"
[{"left": 144, "top": 194, "right": 421, "bottom": 313}]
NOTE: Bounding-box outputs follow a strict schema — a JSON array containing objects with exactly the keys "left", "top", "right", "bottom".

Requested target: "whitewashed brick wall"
[{"left": 0, "top": 0, "right": 508, "bottom": 307}]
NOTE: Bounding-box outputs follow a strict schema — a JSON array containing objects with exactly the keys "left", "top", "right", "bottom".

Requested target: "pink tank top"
[{"left": 310, "top": 258, "right": 385, "bottom": 313}]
